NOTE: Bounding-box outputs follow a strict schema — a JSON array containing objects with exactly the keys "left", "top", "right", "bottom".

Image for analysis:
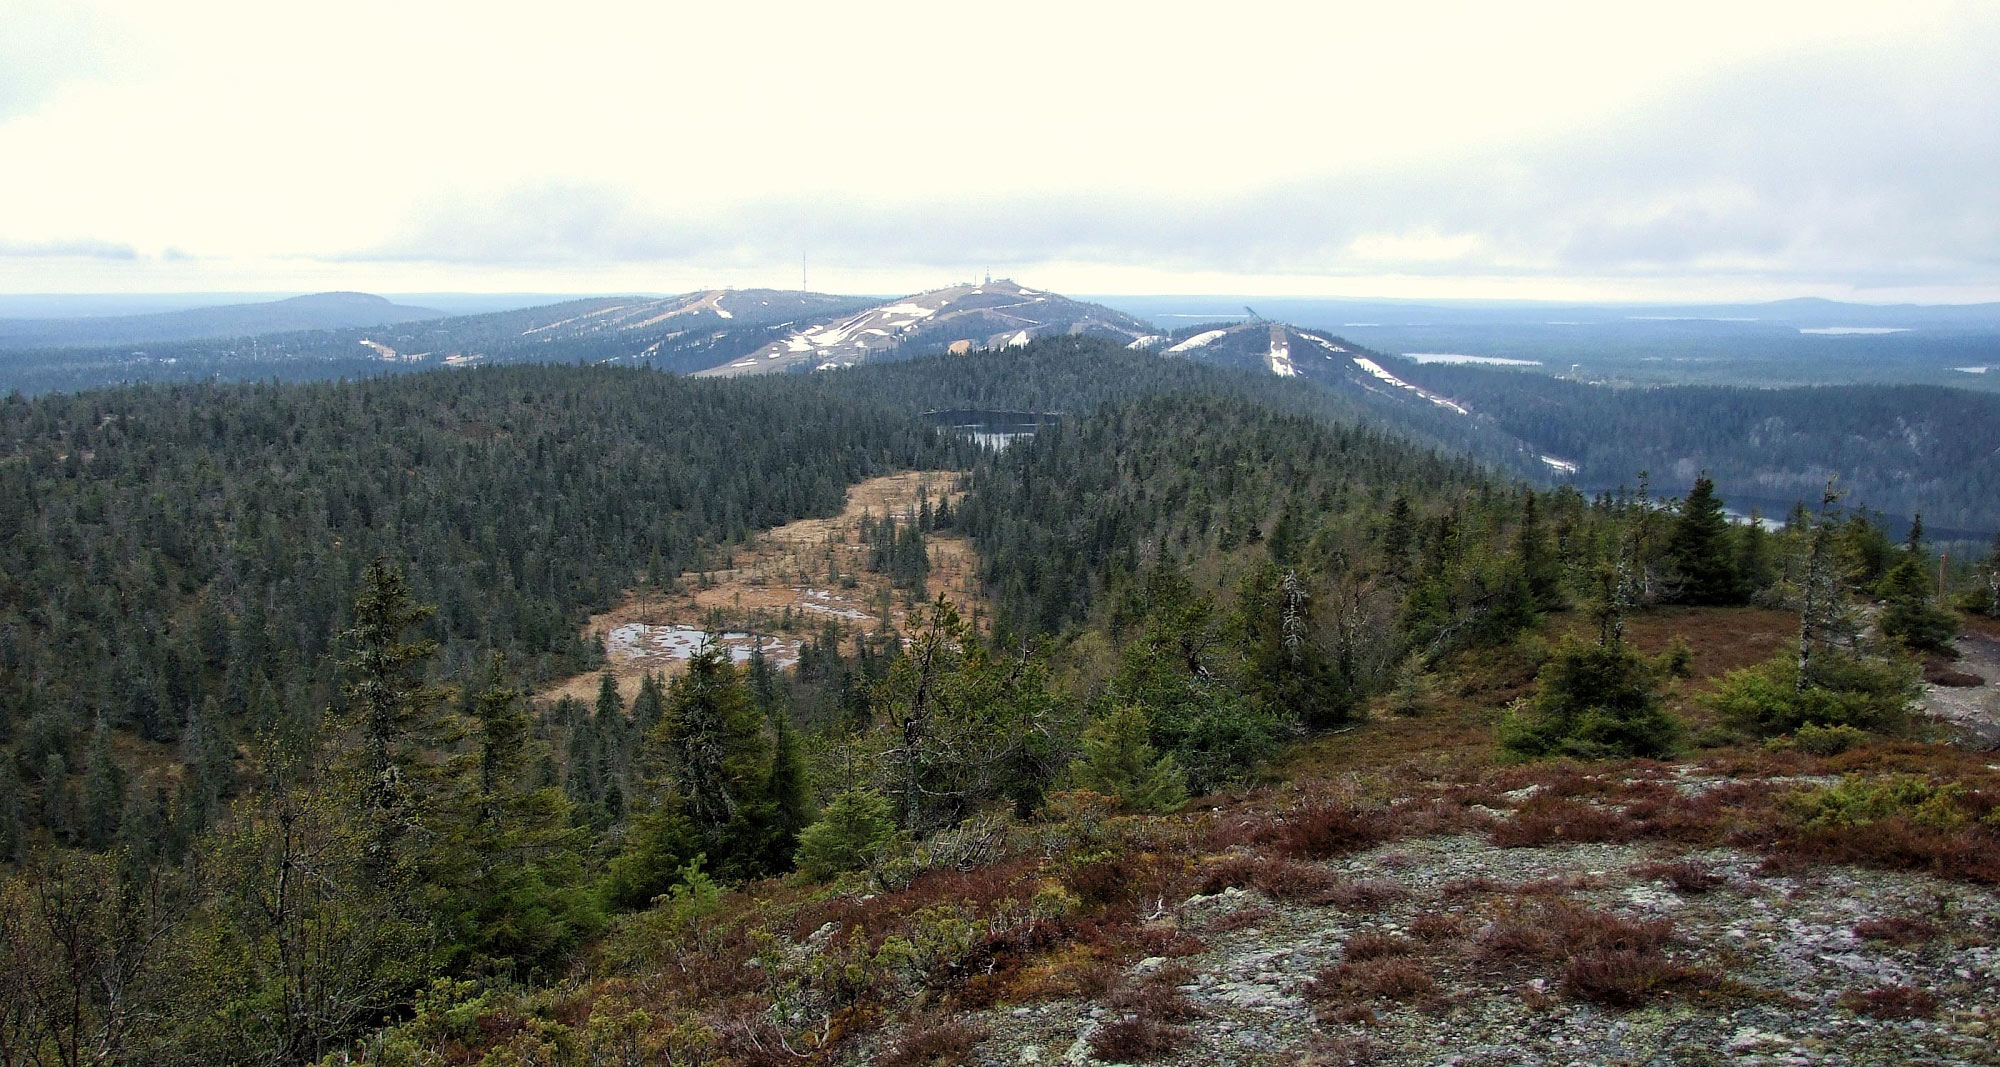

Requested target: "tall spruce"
[
  {"left": 1667, "top": 475, "right": 1742, "bottom": 604},
  {"left": 338, "top": 559, "right": 445, "bottom": 883}
]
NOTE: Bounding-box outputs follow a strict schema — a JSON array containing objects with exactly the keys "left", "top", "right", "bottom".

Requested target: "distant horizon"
[{"left": 6, "top": 285, "right": 2000, "bottom": 320}]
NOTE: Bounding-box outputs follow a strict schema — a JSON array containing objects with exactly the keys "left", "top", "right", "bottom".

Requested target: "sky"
[{"left": 2, "top": 0, "right": 1997, "bottom": 302}]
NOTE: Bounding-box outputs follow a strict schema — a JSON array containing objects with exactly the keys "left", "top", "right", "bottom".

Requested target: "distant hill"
[
  {"left": 0, "top": 292, "right": 443, "bottom": 348},
  {"left": 695, "top": 279, "right": 1154, "bottom": 375}
]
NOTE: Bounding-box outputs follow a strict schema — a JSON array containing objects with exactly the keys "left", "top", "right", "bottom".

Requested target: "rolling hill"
[{"left": 0, "top": 291, "right": 444, "bottom": 348}]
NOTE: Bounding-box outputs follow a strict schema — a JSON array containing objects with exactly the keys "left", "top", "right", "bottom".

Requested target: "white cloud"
[{"left": 1, "top": 0, "right": 1995, "bottom": 299}]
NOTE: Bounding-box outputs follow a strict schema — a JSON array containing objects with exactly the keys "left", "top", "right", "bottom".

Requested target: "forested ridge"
[
  {"left": 1388, "top": 360, "right": 2000, "bottom": 532},
  {"left": 2, "top": 338, "right": 1994, "bottom": 1065}
]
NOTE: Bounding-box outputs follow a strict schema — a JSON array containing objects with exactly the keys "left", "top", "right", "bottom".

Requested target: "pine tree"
[
  {"left": 1069, "top": 704, "right": 1187, "bottom": 813},
  {"left": 1667, "top": 475, "right": 1742, "bottom": 605}
]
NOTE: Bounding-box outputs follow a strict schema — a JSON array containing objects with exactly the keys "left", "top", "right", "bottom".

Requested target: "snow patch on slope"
[
  {"left": 1166, "top": 329, "right": 1229, "bottom": 353},
  {"left": 1268, "top": 336, "right": 1296, "bottom": 377},
  {"left": 1353, "top": 357, "right": 1470, "bottom": 415}
]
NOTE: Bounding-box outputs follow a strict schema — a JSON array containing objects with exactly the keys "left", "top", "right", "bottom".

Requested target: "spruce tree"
[
  {"left": 0, "top": 760, "right": 23, "bottom": 862},
  {"left": 655, "top": 647, "right": 768, "bottom": 874},
  {"left": 338, "top": 558, "right": 444, "bottom": 883},
  {"left": 630, "top": 673, "right": 666, "bottom": 738},
  {"left": 1878, "top": 555, "right": 1957, "bottom": 653},
  {"left": 1069, "top": 704, "right": 1187, "bottom": 813},
  {"left": 764, "top": 710, "right": 811, "bottom": 868},
  {"left": 796, "top": 787, "right": 896, "bottom": 881},
  {"left": 81, "top": 720, "right": 126, "bottom": 850},
  {"left": 1667, "top": 475, "right": 1742, "bottom": 604}
]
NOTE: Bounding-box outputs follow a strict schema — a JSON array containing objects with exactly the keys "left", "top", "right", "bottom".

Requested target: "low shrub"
[
  {"left": 1105, "top": 981, "right": 1207, "bottom": 1022},
  {"left": 1343, "top": 932, "right": 1418, "bottom": 961},
  {"left": 1310, "top": 958, "right": 1437, "bottom": 1002},
  {"left": 1839, "top": 984, "right": 1940, "bottom": 1020},
  {"left": 879, "top": 1019, "right": 988, "bottom": 1067},
  {"left": 1087, "top": 1017, "right": 1185, "bottom": 1062},
  {"left": 1628, "top": 858, "right": 1726, "bottom": 894},
  {"left": 1258, "top": 802, "right": 1393, "bottom": 861},
  {"left": 1852, "top": 916, "right": 1940, "bottom": 945},
  {"left": 1324, "top": 879, "right": 1410, "bottom": 911},
  {"left": 1790, "top": 722, "right": 1869, "bottom": 757},
  {"left": 1764, "top": 775, "right": 2000, "bottom": 883},
  {"left": 1783, "top": 776, "right": 1971, "bottom": 832},
  {"left": 1562, "top": 948, "right": 1690, "bottom": 1007},
  {"left": 1489, "top": 799, "right": 1638, "bottom": 848},
  {"left": 1480, "top": 901, "right": 1690, "bottom": 1007},
  {"left": 1408, "top": 912, "right": 1469, "bottom": 943}
]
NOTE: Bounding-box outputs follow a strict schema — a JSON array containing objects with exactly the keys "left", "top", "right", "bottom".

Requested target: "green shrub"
[
  {"left": 1384, "top": 653, "right": 1444, "bottom": 717},
  {"left": 1783, "top": 775, "right": 1971, "bottom": 831},
  {"left": 1069, "top": 705, "right": 1187, "bottom": 813},
  {"left": 796, "top": 788, "right": 898, "bottom": 881},
  {"left": 1705, "top": 652, "right": 1918, "bottom": 738},
  {"left": 1791, "top": 722, "right": 1869, "bottom": 756},
  {"left": 1500, "top": 638, "right": 1682, "bottom": 760}
]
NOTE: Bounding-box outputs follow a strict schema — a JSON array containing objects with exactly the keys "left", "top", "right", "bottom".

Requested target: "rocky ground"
[
  {"left": 966, "top": 828, "right": 1999, "bottom": 1066},
  {"left": 1925, "top": 628, "right": 2000, "bottom": 750}
]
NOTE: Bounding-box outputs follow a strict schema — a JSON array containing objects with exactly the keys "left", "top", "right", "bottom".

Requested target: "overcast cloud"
[{"left": 2, "top": 1, "right": 1995, "bottom": 300}]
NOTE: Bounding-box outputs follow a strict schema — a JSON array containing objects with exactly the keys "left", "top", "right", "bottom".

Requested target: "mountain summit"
[{"left": 696, "top": 279, "right": 1154, "bottom": 376}]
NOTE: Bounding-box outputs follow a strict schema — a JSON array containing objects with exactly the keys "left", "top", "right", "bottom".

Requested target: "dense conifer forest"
[
  {"left": 0, "top": 338, "right": 1991, "bottom": 1065},
  {"left": 1388, "top": 360, "right": 2000, "bottom": 532}
]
